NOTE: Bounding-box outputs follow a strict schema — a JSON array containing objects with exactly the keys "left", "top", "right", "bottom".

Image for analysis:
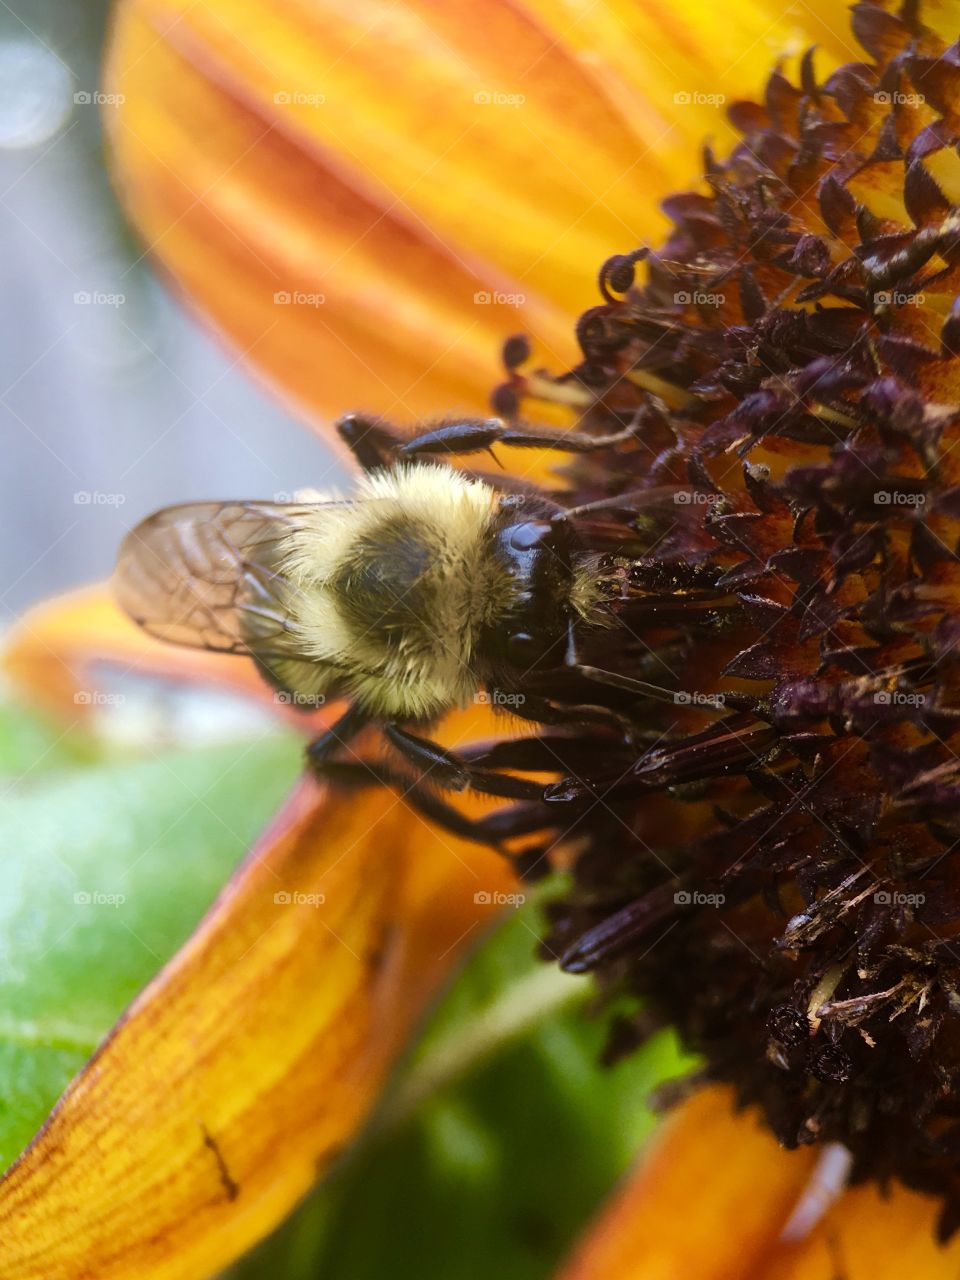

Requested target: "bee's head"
[{"left": 478, "top": 509, "right": 580, "bottom": 677}]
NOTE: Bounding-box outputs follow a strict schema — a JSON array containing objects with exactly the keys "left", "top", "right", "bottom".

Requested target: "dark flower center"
[{"left": 480, "top": 0, "right": 960, "bottom": 1239}]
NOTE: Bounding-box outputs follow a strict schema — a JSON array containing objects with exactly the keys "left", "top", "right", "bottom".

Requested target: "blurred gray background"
[{"left": 0, "top": 0, "right": 347, "bottom": 621}]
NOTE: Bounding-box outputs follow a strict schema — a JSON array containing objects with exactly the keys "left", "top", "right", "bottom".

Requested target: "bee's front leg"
[
  {"left": 398, "top": 418, "right": 639, "bottom": 459},
  {"left": 335, "top": 413, "right": 408, "bottom": 472},
  {"left": 305, "top": 703, "right": 370, "bottom": 769},
  {"left": 311, "top": 756, "right": 521, "bottom": 850},
  {"left": 383, "top": 724, "right": 545, "bottom": 801}
]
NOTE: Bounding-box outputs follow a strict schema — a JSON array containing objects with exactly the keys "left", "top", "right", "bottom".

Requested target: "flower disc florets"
[{"left": 486, "top": 0, "right": 960, "bottom": 1236}]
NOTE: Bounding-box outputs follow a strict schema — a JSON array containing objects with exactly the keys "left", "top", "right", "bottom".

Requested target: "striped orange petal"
[
  {"left": 104, "top": 0, "right": 852, "bottom": 429},
  {"left": 555, "top": 1085, "right": 960, "bottom": 1280},
  {"left": 0, "top": 589, "right": 516, "bottom": 1279}
]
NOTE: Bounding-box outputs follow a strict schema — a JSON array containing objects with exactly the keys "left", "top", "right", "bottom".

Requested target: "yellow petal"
[
  {"left": 104, "top": 0, "right": 851, "bottom": 425},
  {"left": 758, "top": 1181, "right": 960, "bottom": 1280},
  {"left": 3, "top": 584, "right": 275, "bottom": 721},
  {"left": 0, "top": 771, "right": 516, "bottom": 1279},
  {"left": 2, "top": 583, "right": 532, "bottom": 752},
  {"left": 555, "top": 1086, "right": 818, "bottom": 1280},
  {"left": 557, "top": 1085, "right": 960, "bottom": 1279}
]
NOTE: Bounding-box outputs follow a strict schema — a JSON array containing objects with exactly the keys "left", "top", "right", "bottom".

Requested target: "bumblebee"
[{"left": 114, "top": 411, "right": 689, "bottom": 831}]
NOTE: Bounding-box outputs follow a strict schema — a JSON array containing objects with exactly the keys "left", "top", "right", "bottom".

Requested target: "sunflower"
[{"left": 3, "top": 1, "right": 960, "bottom": 1279}]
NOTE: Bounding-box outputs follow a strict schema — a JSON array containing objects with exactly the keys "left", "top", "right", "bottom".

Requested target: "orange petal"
[
  {"left": 2, "top": 584, "right": 533, "bottom": 753},
  {"left": 0, "top": 771, "right": 516, "bottom": 1279},
  {"left": 555, "top": 1085, "right": 819, "bottom": 1280},
  {"left": 104, "top": 0, "right": 852, "bottom": 427},
  {"left": 758, "top": 1178, "right": 960, "bottom": 1280},
  {"left": 2, "top": 584, "right": 325, "bottom": 727},
  {"left": 558, "top": 1085, "right": 960, "bottom": 1279}
]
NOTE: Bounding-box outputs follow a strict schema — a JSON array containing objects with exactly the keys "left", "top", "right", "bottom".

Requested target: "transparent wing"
[{"left": 113, "top": 500, "right": 326, "bottom": 657}]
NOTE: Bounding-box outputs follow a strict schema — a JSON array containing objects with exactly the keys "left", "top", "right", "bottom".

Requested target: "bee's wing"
[{"left": 114, "top": 500, "right": 324, "bottom": 657}]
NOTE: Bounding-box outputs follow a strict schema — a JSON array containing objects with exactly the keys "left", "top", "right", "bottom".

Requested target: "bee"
[{"left": 114, "top": 411, "right": 710, "bottom": 834}]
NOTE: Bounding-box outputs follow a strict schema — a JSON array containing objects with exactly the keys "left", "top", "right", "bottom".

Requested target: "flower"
[
  {"left": 102, "top": 0, "right": 850, "bottom": 424},
  {"left": 499, "top": 0, "right": 960, "bottom": 1240},
  {"left": 559, "top": 1086, "right": 960, "bottom": 1279},
  {"left": 4, "top": 1, "right": 960, "bottom": 1278}
]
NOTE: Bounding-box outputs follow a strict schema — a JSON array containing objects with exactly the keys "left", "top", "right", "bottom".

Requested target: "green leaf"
[
  {"left": 0, "top": 700, "right": 100, "bottom": 778},
  {"left": 228, "top": 897, "right": 694, "bottom": 1280},
  {"left": 0, "top": 729, "right": 301, "bottom": 1170}
]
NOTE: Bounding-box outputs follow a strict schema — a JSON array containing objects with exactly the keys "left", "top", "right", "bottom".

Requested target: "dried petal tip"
[{"left": 478, "top": 0, "right": 960, "bottom": 1240}]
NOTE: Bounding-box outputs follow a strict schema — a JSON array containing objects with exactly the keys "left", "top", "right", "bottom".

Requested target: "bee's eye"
[
  {"left": 507, "top": 521, "right": 551, "bottom": 552},
  {"left": 507, "top": 631, "right": 538, "bottom": 664}
]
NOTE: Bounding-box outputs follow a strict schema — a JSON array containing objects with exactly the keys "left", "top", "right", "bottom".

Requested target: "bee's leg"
[
  {"left": 310, "top": 756, "right": 523, "bottom": 848},
  {"left": 398, "top": 418, "right": 639, "bottom": 459},
  {"left": 561, "top": 622, "right": 733, "bottom": 718},
  {"left": 383, "top": 724, "right": 547, "bottom": 801},
  {"left": 305, "top": 703, "right": 370, "bottom": 768},
  {"left": 335, "top": 413, "right": 408, "bottom": 472},
  {"left": 503, "top": 689, "right": 637, "bottom": 743}
]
